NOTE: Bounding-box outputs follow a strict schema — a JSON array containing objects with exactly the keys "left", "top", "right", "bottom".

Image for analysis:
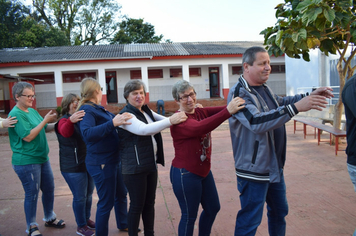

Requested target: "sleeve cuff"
[{"left": 286, "top": 104, "right": 299, "bottom": 117}]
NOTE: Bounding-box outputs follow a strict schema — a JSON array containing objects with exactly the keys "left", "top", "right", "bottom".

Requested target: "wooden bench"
[
  {"left": 293, "top": 117, "right": 346, "bottom": 155},
  {"left": 320, "top": 117, "right": 346, "bottom": 131}
]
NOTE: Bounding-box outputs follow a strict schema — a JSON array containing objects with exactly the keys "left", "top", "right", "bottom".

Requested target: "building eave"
[
  {"left": 0, "top": 54, "right": 249, "bottom": 68},
  {"left": 0, "top": 56, "right": 153, "bottom": 68}
]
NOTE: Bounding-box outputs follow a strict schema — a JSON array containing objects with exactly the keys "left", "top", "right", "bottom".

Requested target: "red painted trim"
[
  {"left": 151, "top": 54, "right": 243, "bottom": 60},
  {"left": 145, "top": 92, "right": 150, "bottom": 103},
  {"left": 0, "top": 58, "right": 152, "bottom": 68},
  {"left": 101, "top": 95, "right": 107, "bottom": 106},
  {"left": 222, "top": 88, "right": 229, "bottom": 100},
  {"left": 56, "top": 97, "right": 63, "bottom": 107}
]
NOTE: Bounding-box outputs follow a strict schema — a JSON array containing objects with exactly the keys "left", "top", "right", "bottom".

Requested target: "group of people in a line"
[{"left": 5, "top": 46, "right": 355, "bottom": 236}]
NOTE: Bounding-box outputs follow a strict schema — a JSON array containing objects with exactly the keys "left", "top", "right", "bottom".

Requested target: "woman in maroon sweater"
[
  {"left": 170, "top": 80, "right": 245, "bottom": 236},
  {"left": 54, "top": 93, "right": 95, "bottom": 236}
]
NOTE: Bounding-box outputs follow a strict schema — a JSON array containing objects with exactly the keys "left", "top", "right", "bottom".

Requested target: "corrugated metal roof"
[{"left": 0, "top": 41, "right": 264, "bottom": 63}]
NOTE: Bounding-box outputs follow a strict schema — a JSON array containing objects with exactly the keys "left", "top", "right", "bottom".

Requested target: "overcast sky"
[{"left": 117, "top": 0, "right": 283, "bottom": 42}]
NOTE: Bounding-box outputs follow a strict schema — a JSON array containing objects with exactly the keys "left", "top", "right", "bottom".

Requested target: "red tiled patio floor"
[{"left": 0, "top": 120, "right": 355, "bottom": 236}]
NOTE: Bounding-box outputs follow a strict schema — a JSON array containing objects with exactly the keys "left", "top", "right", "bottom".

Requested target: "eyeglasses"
[
  {"left": 21, "top": 94, "right": 36, "bottom": 99},
  {"left": 179, "top": 92, "right": 196, "bottom": 101},
  {"left": 72, "top": 100, "right": 79, "bottom": 104}
]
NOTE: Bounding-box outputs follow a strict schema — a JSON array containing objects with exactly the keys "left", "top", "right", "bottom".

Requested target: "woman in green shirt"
[{"left": 8, "top": 82, "right": 66, "bottom": 236}]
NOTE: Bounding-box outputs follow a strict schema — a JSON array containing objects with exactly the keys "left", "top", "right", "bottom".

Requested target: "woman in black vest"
[
  {"left": 118, "top": 80, "right": 187, "bottom": 236},
  {"left": 54, "top": 93, "right": 95, "bottom": 236}
]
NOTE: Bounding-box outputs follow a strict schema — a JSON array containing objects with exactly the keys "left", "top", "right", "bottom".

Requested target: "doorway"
[
  {"left": 105, "top": 71, "right": 118, "bottom": 103},
  {"left": 209, "top": 67, "right": 220, "bottom": 98}
]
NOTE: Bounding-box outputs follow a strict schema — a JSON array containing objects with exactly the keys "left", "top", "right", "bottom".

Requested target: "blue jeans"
[
  {"left": 61, "top": 171, "right": 94, "bottom": 228},
  {"left": 170, "top": 166, "right": 220, "bottom": 236},
  {"left": 12, "top": 160, "right": 56, "bottom": 232},
  {"left": 347, "top": 163, "right": 356, "bottom": 236},
  {"left": 347, "top": 163, "right": 356, "bottom": 192},
  {"left": 86, "top": 162, "right": 117, "bottom": 236},
  {"left": 156, "top": 100, "right": 165, "bottom": 116},
  {"left": 123, "top": 170, "right": 158, "bottom": 236},
  {"left": 114, "top": 162, "right": 128, "bottom": 230},
  {"left": 235, "top": 169, "right": 288, "bottom": 236}
]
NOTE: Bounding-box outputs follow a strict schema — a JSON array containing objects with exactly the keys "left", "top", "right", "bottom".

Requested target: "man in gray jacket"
[{"left": 228, "top": 46, "right": 333, "bottom": 236}]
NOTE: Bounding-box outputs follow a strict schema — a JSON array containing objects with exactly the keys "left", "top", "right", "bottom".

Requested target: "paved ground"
[{"left": 0, "top": 118, "right": 355, "bottom": 236}]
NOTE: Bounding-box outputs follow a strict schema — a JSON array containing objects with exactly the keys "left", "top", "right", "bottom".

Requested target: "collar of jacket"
[
  {"left": 239, "top": 75, "right": 268, "bottom": 94},
  {"left": 125, "top": 103, "right": 155, "bottom": 122},
  {"left": 83, "top": 101, "right": 105, "bottom": 110}
]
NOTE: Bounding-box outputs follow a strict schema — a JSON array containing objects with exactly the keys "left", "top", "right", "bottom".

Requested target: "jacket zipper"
[
  {"left": 252, "top": 141, "right": 259, "bottom": 164},
  {"left": 74, "top": 148, "right": 78, "bottom": 164},
  {"left": 134, "top": 145, "right": 140, "bottom": 165}
]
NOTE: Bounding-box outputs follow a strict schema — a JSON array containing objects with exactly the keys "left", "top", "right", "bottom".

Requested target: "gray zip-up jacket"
[{"left": 228, "top": 76, "right": 305, "bottom": 183}]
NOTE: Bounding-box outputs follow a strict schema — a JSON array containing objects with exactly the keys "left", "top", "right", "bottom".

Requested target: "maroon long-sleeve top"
[
  {"left": 57, "top": 117, "right": 75, "bottom": 138},
  {"left": 170, "top": 106, "right": 231, "bottom": 177}
]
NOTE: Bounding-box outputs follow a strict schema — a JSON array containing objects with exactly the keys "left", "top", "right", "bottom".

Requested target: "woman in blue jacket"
[{"left": 77, "top": 78, "right": 132, "bottom": 236}]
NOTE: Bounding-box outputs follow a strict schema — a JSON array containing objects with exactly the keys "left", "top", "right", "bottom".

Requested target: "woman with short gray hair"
[
  {"left": 169, "top": 80, "right": 246, "bottom": 236},
  {"left": 8, "top": 81, "right": 66, "bottom": 236},
  {"left": 171, "top": 79, "right": 195, "bottom": 101}
]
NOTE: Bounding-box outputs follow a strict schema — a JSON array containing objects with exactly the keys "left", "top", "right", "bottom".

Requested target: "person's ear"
[{"left": 243, "top": 62, "right": 249, "bottom": 73}]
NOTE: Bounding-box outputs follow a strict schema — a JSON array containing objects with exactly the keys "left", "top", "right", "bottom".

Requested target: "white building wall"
[{"left": 0, "top": 56, "right": 285, "bottom": 108}]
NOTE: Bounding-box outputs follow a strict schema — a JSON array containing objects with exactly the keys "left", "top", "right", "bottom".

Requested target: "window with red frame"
[
  {"left": 148, "top": 69, "right": 163, "bottom": 78},
  {"left": 169, "top": 68, "right": 201, "bottom": 78},
  {"left": 130, "top": 70, "right": 142, "bottom": 79},
  {"left": 62, "top": 72, "right": 96, "bottom": 83},
  {"left": 270, "top": 65, "right": 285, "bottom": 73},
  {"left": 189, "top": 68, "right": 201, "bottom": 77},
  {"left": 130, "top": 69, "right": 163, "bottom": 79},
  {"left": 232, "top": 66, "right": 243, "bottom": 75},
  {"left": 170, "top": 68, "right": 182, "bottom": 78}
]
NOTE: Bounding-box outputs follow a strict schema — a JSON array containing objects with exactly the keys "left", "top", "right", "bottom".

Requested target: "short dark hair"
[
  {"left": 242, "top": 46, "right": 268, "bottom": 69},
  {"left": 123, "top": 80, "right": 146, "bottom": 102}
]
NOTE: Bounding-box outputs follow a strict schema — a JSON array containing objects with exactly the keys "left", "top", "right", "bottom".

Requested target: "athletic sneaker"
[
  {"left": 77, "top": 225, "right": 95, "bottom": 236},
  {"left": 87, "top": 219, "right": 95, "bottom": 229}
]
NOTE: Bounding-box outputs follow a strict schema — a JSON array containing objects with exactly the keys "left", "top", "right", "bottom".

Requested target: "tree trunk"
[
  {"left": 332, "top": 58, "right": 346, "bottom": 144},
  {"left": 333, "top": 98, "right": 343, "bottom": 130}
]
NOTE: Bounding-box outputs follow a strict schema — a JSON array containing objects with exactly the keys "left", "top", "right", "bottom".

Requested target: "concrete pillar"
[
  {"left": 221, "top": 63, "right": 229, "bottom": 100},
  {"left": 141, "top": 66, "right": 150, "bottom": 103},
  {"left": 182, "top": 65, "right": 189, "bottom": 82},
  {"left": 98, "top": 68, "right": 107, "bottom": 105},
  {"left": 54, "top": 70, "right": 63, "bottom": 106}
]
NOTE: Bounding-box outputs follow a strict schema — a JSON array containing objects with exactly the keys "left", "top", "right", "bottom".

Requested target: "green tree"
[
  {"left": 0, "top": 0, "right": 69, "bottom": 48},
  {"left": 0, "top": 0, "right": 29, "bottom": 48},
  {"left": 15, "top": 17, "right": 70, "bottom": 47},
  {"left": 261, "top": 0, "right": 356, "bottom": 131},
  {"left": 111, "top": 17, "right": 165, "bottom": 44},
  {"left": 32, "top": 0, "right": 121, "bottom": 45}
]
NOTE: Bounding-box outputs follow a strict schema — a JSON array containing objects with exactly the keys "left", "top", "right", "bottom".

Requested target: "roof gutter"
[{"left": 29, "top": 56, "right": 153, "bottom": 63}]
